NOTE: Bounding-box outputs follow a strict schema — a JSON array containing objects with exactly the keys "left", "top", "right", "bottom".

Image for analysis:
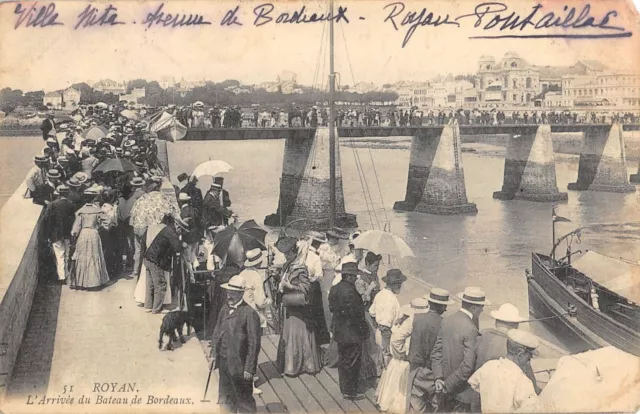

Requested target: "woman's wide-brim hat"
[
  {"left": 424, "top": 287, "right": 455, "bottom": 305},
  {"left": 244, "top": 248, "right": 264, "bottom": 267},
  {"left": 382, "top": 269, "right": 408, "bottom": 285},
  {"left": 306, "top": 230, "right": 328, "bottom": 244},
  {"left": 457, "top": 287, "right": 491, "bottom": 306},
  {"left": 221, "top": 274, "right": 246, "bottom": 292}
]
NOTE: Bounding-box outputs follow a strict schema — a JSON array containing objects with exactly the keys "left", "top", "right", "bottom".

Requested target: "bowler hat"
[
  {"left": 424, "top": 288, "right": 455, "bottom": 305},
  {"left": 382, "top": 269, "right": 407, "bottom": 285},
  {"left": 457, "top": 287, "right": 491, "bottom": 305},
  {"left": 221, "top": 275, "right": 247, "bottom": 292},
  {"left": 340, "top": 261, "right": 362, "bottom": 277}
]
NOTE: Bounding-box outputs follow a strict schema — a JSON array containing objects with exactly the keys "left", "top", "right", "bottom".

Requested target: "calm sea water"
[{"left": 3, "top": 136, "right": 639, "bottom": 350}]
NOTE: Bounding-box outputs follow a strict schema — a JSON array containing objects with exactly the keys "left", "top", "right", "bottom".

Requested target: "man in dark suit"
[
  {"left": 211, "top": 275, "right": 261, "bottom": 413},
  {"left": 214, "top": 176, "right": 232, "bottom": 222},
  {"left": 40, "top": 113, "right": 56, "bottom": 141},
  {"left": 408, "top": 288, "right": 454, "bottom": 413},
  {"left": 43, "top": 185, "right": 75, "bottom": 282},
  {"left": 202, "top": 183, "right": 232, "bottom": 228},
  {"left": 328, "top": 262, "right": 369, "bottom": 400},
  {"left": 431, "top": 287, "right": 489, "bottom": 412}
]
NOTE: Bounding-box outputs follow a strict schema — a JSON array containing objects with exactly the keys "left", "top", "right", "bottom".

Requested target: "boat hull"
[{"left": 528, "top": 253, "right": 640, "bottom": 356}]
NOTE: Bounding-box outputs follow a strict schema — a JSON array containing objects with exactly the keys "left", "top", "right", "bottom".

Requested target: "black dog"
[{"left": 158, "top": 311, "right": 193, "bottom": 351}]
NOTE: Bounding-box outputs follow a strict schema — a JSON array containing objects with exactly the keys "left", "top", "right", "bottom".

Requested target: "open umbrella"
[
  {"left": 130, "top": 190, "right": 180, "bottom": 235},
  {"left": 82, "top": 125, "right": 108, "bottom": 140},
  {"left": 93, "top": 158, "right": 138, "bottom": 174},
  {"left": 352, "top": 229, "right": 414, "bottom": 258},
  {"left": 191, "top": 160, "right": 233, "bottom": 178},
  {"left": 120, "top": 109, "right": 139, "bottom": 120},
  {"left": 213, "top": 219, "right": 268, "bottom": 265}
]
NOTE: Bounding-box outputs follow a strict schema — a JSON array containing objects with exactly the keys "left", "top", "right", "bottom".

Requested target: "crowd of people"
[
  {"left": 164, "top": 100, "right": 640, "bottom": 130},
  {"left": 205, "top": 226, "right": 545, "bottom": 414}
]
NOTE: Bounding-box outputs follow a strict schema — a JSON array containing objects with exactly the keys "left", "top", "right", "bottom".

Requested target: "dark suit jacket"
[
  {"left": 431, "top": 311, "right": 479, "bottom": 403},
  {"left": 212, "top": 301, "right": 261, "bottom": 378},
  {"left": 408, "top": 310, "right": 443, "bottom": 371},
  {"left": 328, "top": 280, "right": 369, "bottom": 344},
  {"left": 43, "top": 197, "right": 76, "bottom": 242},
  {"left": 40, "top": 118, "right": 55, "bottom": 139}
]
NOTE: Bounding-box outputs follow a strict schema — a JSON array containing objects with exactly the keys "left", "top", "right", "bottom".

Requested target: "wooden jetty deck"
[{"left": 254, "top": 335, "right": 379, "bottom": 413}]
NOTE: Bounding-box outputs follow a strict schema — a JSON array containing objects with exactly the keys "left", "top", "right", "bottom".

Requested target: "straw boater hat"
[
  {"left": 457, "top": 287, "right": 491, "bottom": 305},
  {"left": 244, "top": 248, "right": 264, "bottom": 267},
  {"left": 382, "top": 269, "right": 408, "bottom": 285},
  {"left": 56, "top": 184, "right": 69, "bottom": 196},
  {"left": 46, "top": 137, "right": 58, "bottom": 145},
  {"left": 74, "top": 172, "right": 88, "bottom": 184},
  {"left": 490, "top": 303, "right": 525, "bottom": 323},
  {"left": 411, "top": 297, "right": 430, "bottom": 314},
  {"left": 178, "top": 193, "right": 191, "bottom": 202},
  {"left": 507, "top": 329, "right": 540, "bottom": 356},
  {"left": 221, "top": 275, "right": 247, "bottom": 292},
  {"left": 34, "top": 155, "right": 48, "bottom": 164},
  {"left": 67, "top": 178, "right": 81, "bottom": 188},
  {"left": 46, "top": 169, "right": 61, "bottom": 179},
  {"left": 130, "top": 177, "right": 145, "bottom": 187},
  {"left": 424, "top": 288, "right": 455, "bottom": 305}
]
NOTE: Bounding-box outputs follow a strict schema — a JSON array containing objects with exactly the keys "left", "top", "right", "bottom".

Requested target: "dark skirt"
[
  {"left": 276, "top": 307, "right": 322, "bottom": 376},
  {"left": 309, "top": 281, "right": 330, "bottom": 346}
]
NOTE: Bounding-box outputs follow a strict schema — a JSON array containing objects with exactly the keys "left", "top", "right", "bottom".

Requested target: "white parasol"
[
  {"left": 191, "top": 160, "right": 233, "bottom": 178},
  {"left": 352, "top": 229, "right": 414, "bottom": 258}
]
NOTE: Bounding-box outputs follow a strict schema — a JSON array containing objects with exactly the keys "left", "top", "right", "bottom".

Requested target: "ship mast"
[{"left": 328, "top": 0, "right": 336, "bottom": 227}]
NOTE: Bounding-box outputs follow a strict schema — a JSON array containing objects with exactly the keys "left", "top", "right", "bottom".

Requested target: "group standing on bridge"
[{"left": 162, "top": 100, "right": 639, "bottom": 130}]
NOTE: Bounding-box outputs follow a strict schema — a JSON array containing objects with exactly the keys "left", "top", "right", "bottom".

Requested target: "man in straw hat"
[
  {"left": 408, "top": 288, "right": 455, "bottom": 413},
  {"left": 432, "top": 287, "right": 490, "bottom": 412},
  {"left": 210, "top": 274, "right": 261, "bottom": 413},
  {"left": 468, "top": 330, "right": 540, "bottom": 413},
  {"left": 238, "top": 249, "right": 271, "bottom": 330},
  {"left": 369, "top": 269, "right": 407, "bottom": 367},
  {"left": 472, "top": 303, "right": 540, "bottom": 408},
  {"left": 328, "top": 262, "right": 369, "bottom": 401},
  {"left": 25, "top": 155, "right": 50, "bottom": 205},
  {"left": 43, "top": 185, "right": 75, "bottom": 283}
]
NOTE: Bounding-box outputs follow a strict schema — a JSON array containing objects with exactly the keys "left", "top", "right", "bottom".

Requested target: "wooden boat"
[{"left": 527, "top": 249, "right": 640, "bottom": 357}]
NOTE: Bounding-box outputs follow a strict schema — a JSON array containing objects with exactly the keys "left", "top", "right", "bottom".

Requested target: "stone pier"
[
  {"left": 630, "top": 160, "right": 640, "bottom": 184},
  {"left": 567, "top": 123, "right": 635, "bottom": 193},
  {"left": 493, "top": 124, "right": 568, "bottom": 202},
  {"left": 394, "top": 120, "right": 477, "bottom": 215},
  {"left": 264, "top": 127, "right": 357, "bottom": 229}
]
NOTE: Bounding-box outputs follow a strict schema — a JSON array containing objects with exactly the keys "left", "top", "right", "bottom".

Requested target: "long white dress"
[
  {"left": 376, "top": 316, "right": 413, "bottom": 414},
  {"left": 133, "top": 224, "right": 172, "bottom": 305}
]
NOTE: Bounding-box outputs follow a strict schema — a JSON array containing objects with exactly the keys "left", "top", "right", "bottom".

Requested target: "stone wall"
[{"left": 0, "top": 182, "right": 45, "bottom": 401}]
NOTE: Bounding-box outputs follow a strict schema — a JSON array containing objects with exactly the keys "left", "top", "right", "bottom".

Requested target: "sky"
[{"left": 0, "top": 0, "right": 639, "bottom": 92}]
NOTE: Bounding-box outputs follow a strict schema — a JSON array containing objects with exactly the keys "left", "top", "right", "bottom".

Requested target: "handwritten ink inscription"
[
  {"left": 14, "top": 2, "right": 63, "bottom": 29},
  {"left": 10, "top": 1, "right": 633, "bottom": 47}
]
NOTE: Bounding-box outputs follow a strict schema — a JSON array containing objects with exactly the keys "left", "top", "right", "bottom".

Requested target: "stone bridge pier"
[
  {"left": 264, "top": 127, "right": 357, "bottom": 230},
  {"left": 630, "top": 160, "right": 640, "bottom": 184},
  {"left": 493, "top": 124, "right": 568, "bottom": 202},
  {"left": 394, "top": 120, "right": 477, "bottom": 215},
  {"left": 567, "top": 123, "right": 635, "bottom": 193}
]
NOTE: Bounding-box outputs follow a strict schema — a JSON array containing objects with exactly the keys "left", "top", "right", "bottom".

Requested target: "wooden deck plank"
[
  {"left": 264, "top": 336, "right": 344, "bottom": 414},
  {"left": 324, "top": 366, "right": 380, "bottom": 413},
  {"left": 256, "top": 347, "right": 286, "bottom": 413},
  {"left": 261, "top": 335, "right": 325, "bottom": 414},
  {"left": 314, "top": 368, "right": 361, "bottom": 413},
  {"left": 258, "top": 347, "right": 305, "bottom": 413}
]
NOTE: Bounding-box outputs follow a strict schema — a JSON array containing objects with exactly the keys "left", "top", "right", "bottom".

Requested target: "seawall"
[{"left": 0, "top": 181, "right": 45, "bottom": 401}]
